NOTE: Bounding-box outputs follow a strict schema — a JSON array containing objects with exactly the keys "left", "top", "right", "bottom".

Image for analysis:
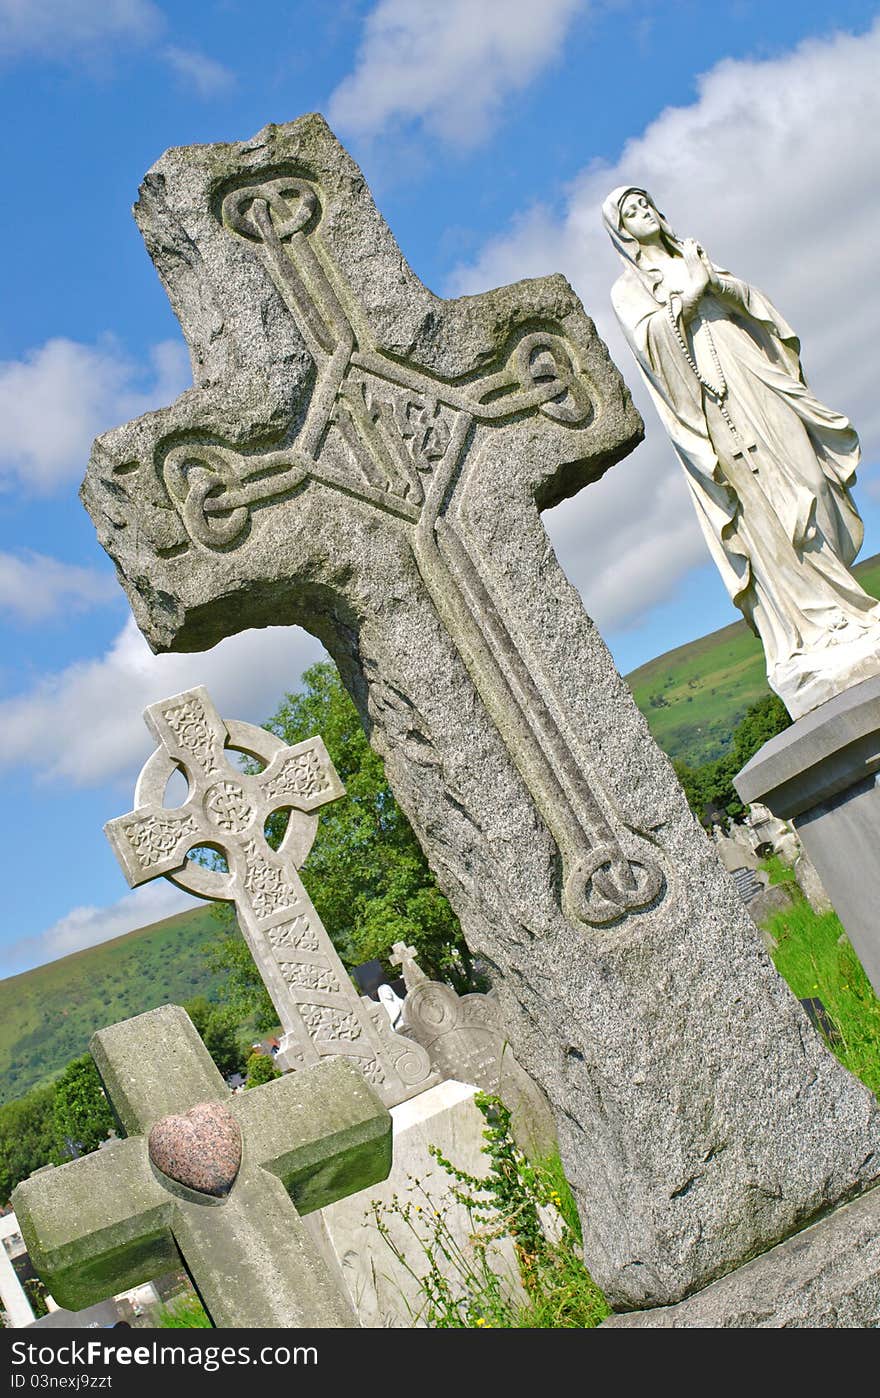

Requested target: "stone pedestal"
[
  {"left": 736, "top": 674, "right": 880, "bottom": 995},
  {"left": 602, "top": 1183, "right": 880, "bottom": 1328}
]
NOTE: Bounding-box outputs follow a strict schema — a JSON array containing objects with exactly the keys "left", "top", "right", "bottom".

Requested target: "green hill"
[
  {"left": 0, "top": 906, "right": 232, "bottom": 1106},
  {"left": 626, "top": 552, "right": 880, "bottom": 767}
]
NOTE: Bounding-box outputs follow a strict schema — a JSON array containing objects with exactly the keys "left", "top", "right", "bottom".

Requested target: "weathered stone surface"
[
  {"left": 106, "top": 686, "right": 436, "bottom": 1106},
  {"left": 81, "top": 114, "right": 880, "bottom": 1310},
  {"left": 391, "top": 941, "right": 558, "bottom": 1160},
  {"left": 602, "top": 1184, "right": 880, "bottom": 1328},
  {"left": 737, "top": 673, "right": 880, "bottom": 994},
  {"left": 148, "top": 1102, "right": 242, "bottom": 1197},
  {"left": 745, "top": 883, "right": 794, "bottom": 929},
  {"left": 13, "top": 1005, "right": 392, "bottom": 1327}
]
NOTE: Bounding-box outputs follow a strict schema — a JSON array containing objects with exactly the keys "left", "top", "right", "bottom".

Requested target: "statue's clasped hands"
[{"left": 673, "top": 238, "right": 718, "bottom": 320}]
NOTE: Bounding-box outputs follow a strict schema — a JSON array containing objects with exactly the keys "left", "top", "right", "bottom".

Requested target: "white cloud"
[
  {"left": 328, "top": 0, "right": 586, "bottom": 146},
  {"left": 0, "top": 551, "right": 118, "bottom": 624},
  {"left": 162, "top": 44, "right": 235, "bottom": 97},
  {"left": 0, "top": 337, "right": 189, "bottom": 496},
  {"left": 2, "top": 880, "right": 200, "bottom": 976},
  {"left": 449, "top": 22, "right": 880, "bottom": 633},
  {"left": 0, "top": 616, "right": 325, "bottom": 787},
  {"left": 0, "top": 0, "right": 162, "bottom": 60}
]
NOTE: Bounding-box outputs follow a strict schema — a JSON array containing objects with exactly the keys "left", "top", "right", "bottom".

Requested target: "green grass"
[
  {"left": 156, "top": 1292, "right": 212, "bottom": 1328},
  {"left": 0, "top": 906, "right": 232, "bottom": 1105},
  {"left": 766, "top": 894, "right": 880, "bottom": 1097},
  {"left": 626, "top": 552, "right": 880, "bottom": 766}
]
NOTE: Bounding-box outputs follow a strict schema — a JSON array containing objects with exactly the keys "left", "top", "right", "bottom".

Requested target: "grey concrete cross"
[
  {"left": 106, "top": 685, "right": 436, "bottom": 1106},
  {"left": 81, "top": 116, "right": 880, "bottom": 1311},
  {"left": 12, "top": 1005, "right": 391, "bottom": 1328}
]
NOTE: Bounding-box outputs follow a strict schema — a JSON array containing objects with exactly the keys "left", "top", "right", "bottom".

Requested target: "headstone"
[
  {"left": 391, "top": 941, "right": 557, "bottom": 1160},
  {"left": 12, "top": 1005, "right": 392, "bottom": 1328},
  {"left": 29, "top": 1299, "right": 123, "bottom": 1329},
  {"left": 82, "top": 114, "right": 880, "bottom": 1313},
  {"left": 798, "top": 997, "right": 841, "bottom": 1048},
  {"left": 309, "top": 1080, "right": 527, "bottom": 1328},
  {"left": 745, "top": 803, "right": 800, "bottom": 864},
  {"left": 106, "top": 686, "right": 436, "bottom": 1107}
]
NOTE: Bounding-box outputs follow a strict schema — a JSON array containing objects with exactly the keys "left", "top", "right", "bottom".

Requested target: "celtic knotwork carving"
[
  {"left": 140, "top": 167, "right": 664, "bottom": 941},
  {"left": 300, "top": 1005, "right": 362, "bottom": 1042},
  {"left": 221, "top": 178, "right": 318, "bottom": 244},
  {"left": 565, "top": 846, "right": 665, "bottom": 927},
  {"left": 360, "top": 1057, "right": 387, "bottom": 1087},
  {"left": 242, "top": 839, "right": 297, "bottom": 919},
  {"left": 264, "top": 749, "right": 331, "bottom": 805},
  {"left": 122, "top": 812, "right": 199, "bottom": 870},
  {"left": 110, "top": 685, "right": 438, "bottom": 1109},
  {"left": 277, "top": 962, "right": 341, "bottom": 993},
  {"left": 267, "top": 916, "right": 319, "bottom": 952},
  {"left": 163, "top": 696, "right": 220, "bottom": 777},
  {"left": 514, "top": 333, "right": 593, "bottom": 426},
  {"left": 204, "top": 780, "right": 254, "bottom": 833}
]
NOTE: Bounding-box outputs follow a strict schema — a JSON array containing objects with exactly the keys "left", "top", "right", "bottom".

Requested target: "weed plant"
[{"left": 370, "top": 1092, "right": 609, "bottom": 1328}]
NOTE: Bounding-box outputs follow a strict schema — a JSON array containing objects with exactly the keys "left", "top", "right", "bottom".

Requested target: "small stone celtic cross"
[
  {"left": 106, "top": 685, "right": 436, "bottom": 1106},
  {"left": 13, "top": 1005, "right": 391, "bottom": 1327}
]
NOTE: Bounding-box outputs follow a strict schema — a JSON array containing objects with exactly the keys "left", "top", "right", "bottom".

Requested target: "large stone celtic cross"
[
  {"left": 106, "top": 685, "right": 436, "bottom": 1106},
  {"left": 82, "top": 116, "right": 880, "bottom": 1312},
  {"left": 86, "top": 117, "right": 659, "bottom": 933}
]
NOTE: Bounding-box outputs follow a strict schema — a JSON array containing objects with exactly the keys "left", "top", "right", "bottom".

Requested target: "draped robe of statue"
[{"left": 603, "top": 186, "right": 880, "bottom": 718}]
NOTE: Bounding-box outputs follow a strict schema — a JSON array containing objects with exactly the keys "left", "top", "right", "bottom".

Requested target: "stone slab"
[
  {"left": 602, "top": 1184, "right": 880, "bottom": 1327},
  {"left": 736, "top": 675, "right": 880, "bottom": 994},
  {"left": 309, "top": 1080, "right": 525, "bottom": 1327}
]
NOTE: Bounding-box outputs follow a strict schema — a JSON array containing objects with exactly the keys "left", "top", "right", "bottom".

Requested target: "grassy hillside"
[
  {"left": 0, "top": 906, "right": 232, "bottom": 1106},
  {"left": 626, "top": 552, "right": 880, "bottom": 766}
]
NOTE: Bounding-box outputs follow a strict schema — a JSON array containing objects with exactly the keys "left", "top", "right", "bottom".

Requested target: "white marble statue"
[
  {"left": 377, "top": 981, "right": 405, "bottom": 1031},
  {"left": 603, "top": 185, "right": 880, "bottom": 718}
]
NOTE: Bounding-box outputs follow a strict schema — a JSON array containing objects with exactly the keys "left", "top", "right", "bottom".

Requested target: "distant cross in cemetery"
[
  {"left": 12, "top": 1005, "right": 391, "bottom": 1328},
  {"left": 106, "top": 687, "right": 436, "bottom": 1106}
]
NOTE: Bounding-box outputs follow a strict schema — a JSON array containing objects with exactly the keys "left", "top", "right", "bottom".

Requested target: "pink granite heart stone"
[{"left": 148, "top": 1101, "right": 242, "bottom": 1197}]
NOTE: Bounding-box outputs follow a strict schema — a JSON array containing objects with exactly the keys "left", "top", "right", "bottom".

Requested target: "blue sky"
[{"left": 2, "top": 0, "right": 880, "bottom": 976}]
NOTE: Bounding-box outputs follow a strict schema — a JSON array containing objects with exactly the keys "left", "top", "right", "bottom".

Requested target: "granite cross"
[
  {"left": 106, "top": 686, "right": 436, "bottom": 1106},
  {"left": 12, "top": 1005, "right": 391, "bottom": 1328},
  {"left": 81, "top": 115, "right": 880, "bottom": 1311}
]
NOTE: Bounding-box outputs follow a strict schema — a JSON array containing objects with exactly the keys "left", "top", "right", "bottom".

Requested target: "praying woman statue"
[{"left": 603, "top": 186, "right": 880, "bottom": 718}]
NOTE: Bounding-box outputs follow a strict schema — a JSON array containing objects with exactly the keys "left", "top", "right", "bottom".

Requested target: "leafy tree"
[
  {"left": 244, "top": 1052, "right": 281, "bottom": 1089},
  {"left": 261, "top": 661, "right": 476, "bottom": 990},
  {"left": 184, "top": 997, "right": 246, "bottom": 1078},
  {"left": 0, "top": 1083, "right": 61, "bottom": 1204},
  {"left": 732, "top": 693, "right": 791, "bottom": 768},
  {"left": 201, "top": 933, "right": 278, "bottom": 1035},
  {"left": 52, "top": 1055, "right": 115, "bottom": 1157},
  {"left": 675, "top": 693, "right": 792, "bottom": 825}
]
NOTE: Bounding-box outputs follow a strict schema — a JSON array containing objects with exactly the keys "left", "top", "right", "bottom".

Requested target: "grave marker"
[
  {"left": 106, "top": 686, "right": 436, "bottom": 1106},
  {"left": 13, "top": 1005, "right": 391, "bottom": 1328},
  {"left": 82, "top": 115, "right": 880, "bottom": 1311}
]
